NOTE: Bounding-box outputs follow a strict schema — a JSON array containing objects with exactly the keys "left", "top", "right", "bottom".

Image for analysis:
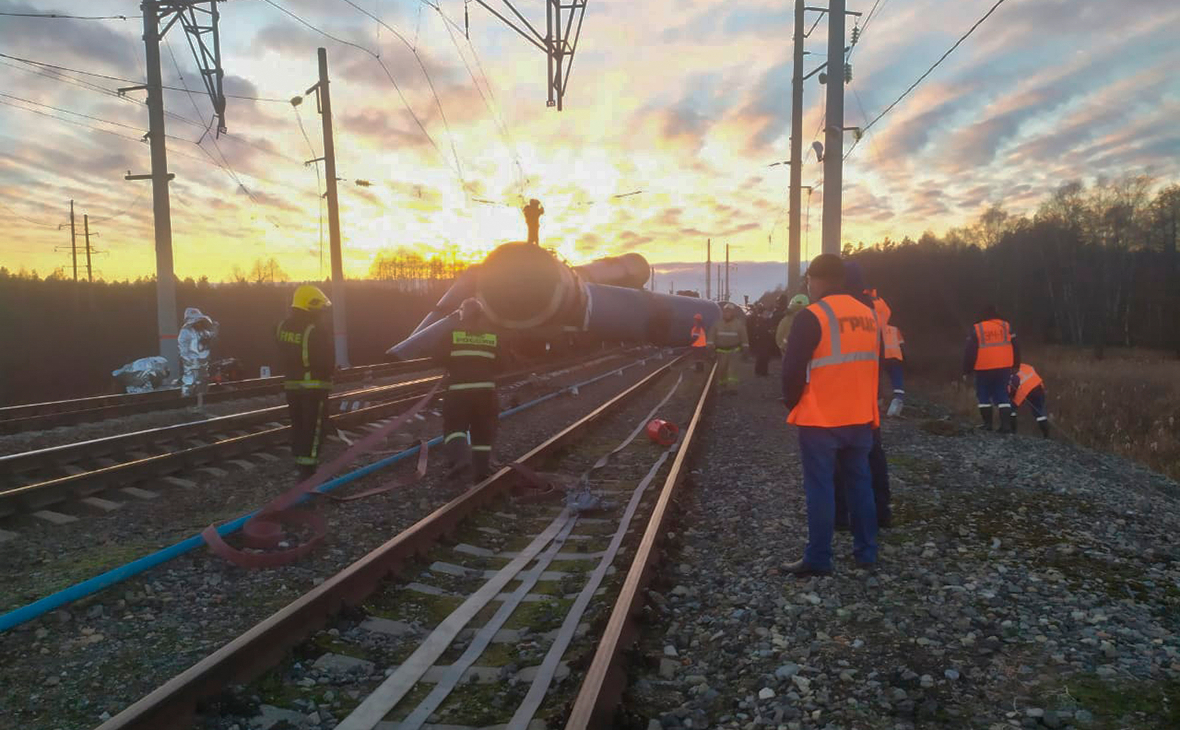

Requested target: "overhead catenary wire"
[
  {"left": 0, "top": 11, "right": 140, "bottom": 20},
  {"left": 0, "top": 200, "right": 64, "bottom": 229},
  {"left": 293, "top": 102, "right": 326, "bottom": 277},
  {"left": 860, "top": 0, "right": 1009, "bottom": 137},
  {"left": 0, "top": 52, "right": 290, "bottom": 102},
  {"left": 258, "top": 0, "right": 464, "bottom": 188}
]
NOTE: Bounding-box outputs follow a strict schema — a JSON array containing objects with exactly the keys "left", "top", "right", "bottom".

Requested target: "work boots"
[
  {"left": 472, "top": 451, "right": 493, "bottom": 484},
  {"left": 979, "top": 406, "right": 994, "bottom": 431},
  {"left": 1038, "top": 419, "right": 1051, "bottom": 439},
  {"left": 1009, "top": 411, "right": 1018, "bottom": 434},
  {"left": 998, "top": 407, "right": 1013, "bottom": 434}
]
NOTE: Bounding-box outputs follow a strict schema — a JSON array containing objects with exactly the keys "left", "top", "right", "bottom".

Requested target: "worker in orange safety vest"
[
  {"left": 689, "top": 313, "right": 708, "bottom": 371},
  {"left": 882, "top": 324, "right": 906, "bottom": 417},
  {"left": 963, "top": 305, "right": 1020, "bottom": 433},
  {"left": 780, "top": 254, "right": 879, "bottom": 577},
  {"left": 1008, "top": 363, "right": 1049, "bottom": 438}
]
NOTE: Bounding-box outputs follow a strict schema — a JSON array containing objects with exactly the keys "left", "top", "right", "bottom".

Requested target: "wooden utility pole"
[
  {"left": 725, "top": 243, "right": 730, "bottom": 301},
  {"left": 307, "top": 47, "right": 350, "bottom": 367}
]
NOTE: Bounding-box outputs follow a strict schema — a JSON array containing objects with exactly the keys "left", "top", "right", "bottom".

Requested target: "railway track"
[
  {"left": 0, "top": 350, "right": 632, "bottom": 521},
  {"left": 97, "top": 354, "right": 714, "bottom": 730},
  {"left": 0, "top": 359, "right": 432, "bottom": 435}
]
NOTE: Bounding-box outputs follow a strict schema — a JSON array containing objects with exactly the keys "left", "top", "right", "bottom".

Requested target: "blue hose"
[{"left": 0, "top": 355, "right": 651, "bottom": 633}]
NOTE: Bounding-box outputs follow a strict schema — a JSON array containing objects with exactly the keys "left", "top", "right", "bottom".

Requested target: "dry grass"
[{"left": 911, "top": 345, "right": 1180, "bottom": 481}]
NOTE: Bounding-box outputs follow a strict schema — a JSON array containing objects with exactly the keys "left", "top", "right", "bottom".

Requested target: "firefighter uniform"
[
  {"left": 963, "top": 309, "right": 1020, "bottom": 432},
  {"left": 709, "top": 306, "right": 749, "bottom": 388},
  {"left": 276, "top": 286, "right": 335, "bottom": 478},
  {"left": 441, "top": 318, "right": 503, "bottom": 481},
  {"left": 1009, "top": 363, "right": 1049, "bottom": 437}
]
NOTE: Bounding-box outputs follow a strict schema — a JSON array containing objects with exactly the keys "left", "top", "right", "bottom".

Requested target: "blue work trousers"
[
  {"left": 798, "top": 425, "right": 878, "bottom": 570},
  {"left": 1022, "top": 386, "right": 1048, "bottom": 420},
  {"left": 884, "top": 359, "right": 904, "bottom": 397},
  {"left": 975, "top": 368, "right": 1012, "bottom": 409}
]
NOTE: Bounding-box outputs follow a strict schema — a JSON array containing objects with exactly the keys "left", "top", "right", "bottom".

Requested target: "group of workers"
[
  {"left": 728, "top": 252, "right": 1051, "bottom": 577},
  {"left": 275, "top": 284, "right": 503, "bottom": 484}
]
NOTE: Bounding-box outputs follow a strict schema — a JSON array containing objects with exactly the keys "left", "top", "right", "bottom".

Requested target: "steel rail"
[
  {"left": 95, "top": 354, "right": 686, "bottom": 730},
  {"left": 0, "top": 376, "right": 441, "bottom": 479},
  {"left": 565, "top": 360, "right": 716, "bottom": 729},
  {"left": 0, "top": 349, "right": 634, "bottom": 518},
  {"left": 0, "top": 359, "right": 433, "bottom": 433}
]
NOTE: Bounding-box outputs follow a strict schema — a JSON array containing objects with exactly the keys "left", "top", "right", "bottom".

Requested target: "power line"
[
  {"left": 860, "top": 0, "right": 1009, "bottom": 136},
  {"left": 0, "top": 200, "right": 64, "bottom": 228},
  {"left": 0, "top": 52, "right": 290, "bottom": 102},
  {"left": 293, "top": 102, "right": 325, "bottom": 276},
  {"left": 0, "top": 11, "right": 140, "bottom": 20},
  {"left": 0, "top": 90, "right": 146, "bottom": 133}
]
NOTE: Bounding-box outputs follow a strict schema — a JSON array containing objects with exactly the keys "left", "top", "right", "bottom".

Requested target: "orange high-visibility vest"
[
  {"left": 1012, "top": 363, "right": 1044, "bottom": 406},
  {"left": 690, "top": 325, "right": 707, "bottom": 348},
  {"left": 865, "top": 290, "right": 892, "bottom": 330},
  {"left": 883, "top": 325, "right": 904, "bottom": 361},
  {"left": 973, "top": 319, "right": 1014, "bottom": 370},
  {"left": 787, "top": 294, "right": 880, "bottom": 428}
]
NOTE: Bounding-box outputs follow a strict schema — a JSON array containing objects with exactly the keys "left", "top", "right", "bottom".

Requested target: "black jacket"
[{"left": 276, "top": 308, "right": 335, "bottom": 386}]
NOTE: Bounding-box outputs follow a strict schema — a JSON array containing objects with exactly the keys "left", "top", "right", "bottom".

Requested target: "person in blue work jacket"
[{"left": 781, "top": 254, "right": 880, "bottom": 577}]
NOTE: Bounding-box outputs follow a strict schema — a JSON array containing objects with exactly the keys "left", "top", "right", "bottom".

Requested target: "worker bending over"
[
  {"left": 439, "top": 299, "right": 503, "bottom": 482},
  {"left": 276, "top": 286, "right": 335, "bottom": 479},
  {"left": 709, "top": 303, "right": 749, "bottom": 389},
  {"left": 1009, "top": 363, "right": 1050, "bottom": 438},
  {"left": 781, "top": 254, "right": 879, "bottom": 577},
  {"left": 963, "top": 305, "right": 1020, "bottom": 433},
  {"left": 882, "top": 324, "right": 906, "bottom": 417}
]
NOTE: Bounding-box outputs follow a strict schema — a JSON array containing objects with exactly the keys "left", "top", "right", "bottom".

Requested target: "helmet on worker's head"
[
  {"left": 460, "top": 297, "right": 483, "bottom": 322},
  {"left": 788, "top": 294, "right": 810, "bottom": 312},
  {"left": 292, "top": 285, "right": 330, "bottom": 312},
  {"left": 693, "top": 313, "right": 703, "bottom": 322}
]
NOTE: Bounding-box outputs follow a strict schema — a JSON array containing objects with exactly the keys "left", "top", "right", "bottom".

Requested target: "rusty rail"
[
  {"left": 95, "top": 353, "right": 684, "bottom": 730},
  {"left": 564, "top": 360, "right": 716, "bottom": 729}
]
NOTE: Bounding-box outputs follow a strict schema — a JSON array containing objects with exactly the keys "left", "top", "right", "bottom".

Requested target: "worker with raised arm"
[
  {"left": 963, "top": 305, "right": 1020, "bottom": 433},
  {"left": 523, "top": 198, "right": 544, "bottom": 245},
  {"left": 276, "top": 285, "right": 335, "bottom": 479},
  {"left": 1009, "top": 362, "right": 1050, "bottom": 438},
  {"left": 781, "top": 254, "right": 879, "bottom": 577},
  {"left": 708, "top": 302, "right": 749, "bottom": 390},
  {"left": 439, "top": 298, "right": 503, "bottom": 483}
]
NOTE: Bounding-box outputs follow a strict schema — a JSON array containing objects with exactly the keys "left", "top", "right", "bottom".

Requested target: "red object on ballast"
[{"left": 645, "top": 419, "right": 680, "bottom": 446}]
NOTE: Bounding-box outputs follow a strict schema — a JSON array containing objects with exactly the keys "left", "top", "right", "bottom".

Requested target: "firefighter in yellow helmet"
[{"left": 276, "top": 285, "right": 335, "bottom": 479}]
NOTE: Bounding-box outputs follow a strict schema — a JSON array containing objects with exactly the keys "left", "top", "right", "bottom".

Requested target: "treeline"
[
  {"left": 846, "top": 176, "right": 1179, "bottom": 365},
  {"left": 369, "top": 249, "right": 470, "bottom": 293},
  {"left": 0, "top": 272, "right": 448, "bottom": 405}
]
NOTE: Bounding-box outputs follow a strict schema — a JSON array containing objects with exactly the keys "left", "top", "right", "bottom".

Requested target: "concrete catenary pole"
[
  {"left": 69, "top": 200, "right": 77, "bottom": 282},
  {"left": 725, "top": 243, "right": 730, "bottom": 301},
  {"left": 821, "top": 0, "right": 846, "bottom": 256},
  {"left": 705, "top": 238, "right": 711, "bottom": 301},
  {"left": 84, "top": 214, "right": 93, "bottom": 283},
  {"left": 315, "top": 47, "right": 351, "bottom": 367},
  {"left": 789, "top": 0, "right": 805, "bottom": 286},
  {"left": 141, "top": 1, "right": 181, "bottom": 377}
]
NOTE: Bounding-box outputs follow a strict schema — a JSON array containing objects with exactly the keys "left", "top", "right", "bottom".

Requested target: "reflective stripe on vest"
[
  {"left": 973, "top": 319, "right": 1014, "bottom": 370},
  {"left": 788, "top": 295, "right": 880, "bottom": 428},
  {"left": 690, "top": 326, "right": 708, "bottom": 348},
  {"left": 883, "top": 325, "right": 904, "bottom": 361},
  {"left": 450, "top": 349, "right": 497, "bottom": 359},
  {"left": 281, "top": 321, "right": 333, "bottom": 390},
  {"left": 448, "top": 381, "right": 495, "bottom": 391},
  {"left": 1012, "top": 363, "right": 1044, "bottom": 406}
]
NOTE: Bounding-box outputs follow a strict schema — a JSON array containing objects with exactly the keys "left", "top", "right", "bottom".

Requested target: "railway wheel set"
[{"left": 0, "top": 349, "right": 716, "bottom": 730}]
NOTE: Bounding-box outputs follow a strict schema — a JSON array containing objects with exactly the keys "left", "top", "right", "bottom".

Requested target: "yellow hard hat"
[{"left": 292, "top": 284, "right": 331, "bottom": 311}]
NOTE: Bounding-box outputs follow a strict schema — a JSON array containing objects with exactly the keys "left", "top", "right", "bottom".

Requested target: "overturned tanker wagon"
[{"left": 388, "top": 243, "right": 722, "bottom": 360}]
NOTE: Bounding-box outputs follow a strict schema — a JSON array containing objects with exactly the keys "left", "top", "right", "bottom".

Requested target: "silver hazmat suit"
[
  {"left": 178, "top": 307, "right": 219, "bottom": 397},
  {"left": 111, "top": 356, "right": 171, "bottom": 394}
]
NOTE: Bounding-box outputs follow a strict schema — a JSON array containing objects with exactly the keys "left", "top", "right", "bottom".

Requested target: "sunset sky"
[{"left": 1, "top": 0, "right": 1178, "bottom": 288}]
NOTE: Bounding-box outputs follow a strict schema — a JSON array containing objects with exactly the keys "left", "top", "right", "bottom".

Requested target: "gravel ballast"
[
  {"left": 0, "top": 349, "right": 666, "bottom": 730},
  {"left": 627, "top": 359, "right": 1180, "bottom": 730}
]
